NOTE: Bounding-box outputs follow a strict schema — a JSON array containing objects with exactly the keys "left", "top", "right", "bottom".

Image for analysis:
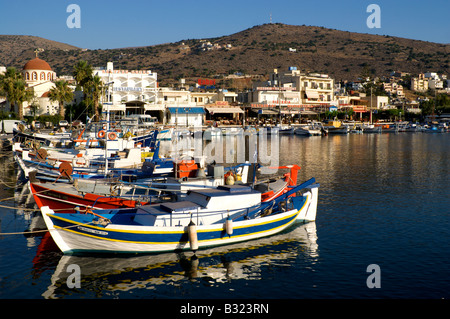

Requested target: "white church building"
[{"left": 21, "top": 56, "right": 60, "bottom": 116}]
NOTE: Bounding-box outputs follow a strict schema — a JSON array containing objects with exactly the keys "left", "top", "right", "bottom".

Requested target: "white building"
[
  {"left": 93, "top": 62, "right": 158, "bottom": 117},
  {"left": 362, "top": 95, "right": 389, "bottom": 109},
  {"left": 411, "top": 73, "right": 429, "bottom": 92},
  {"left": 248, "top": 67, "right": 335, "bottom": 115}
]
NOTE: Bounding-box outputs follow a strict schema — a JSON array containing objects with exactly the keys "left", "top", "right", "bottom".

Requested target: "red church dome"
[{"left": 23, "top": 57, "right": 52, "bottom": 71}]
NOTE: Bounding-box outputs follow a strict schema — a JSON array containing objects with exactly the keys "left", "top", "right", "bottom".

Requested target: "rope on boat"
[{"left": 0, "top": 221, "right": 95, "bottom": 236}]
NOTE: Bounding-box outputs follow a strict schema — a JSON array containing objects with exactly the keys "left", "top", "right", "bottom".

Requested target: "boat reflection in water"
[{"left": 42, "top": 222, "right": 318, "bottom": 298}]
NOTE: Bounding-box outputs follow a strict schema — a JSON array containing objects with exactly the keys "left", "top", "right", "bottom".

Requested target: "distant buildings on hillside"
[{"left": 1, "top": 54, "right": 448, "bottom": 123}]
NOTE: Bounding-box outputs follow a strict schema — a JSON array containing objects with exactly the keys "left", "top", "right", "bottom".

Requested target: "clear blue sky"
[{"left": 1, "top": 0, "right": 449, "bottom": 49}]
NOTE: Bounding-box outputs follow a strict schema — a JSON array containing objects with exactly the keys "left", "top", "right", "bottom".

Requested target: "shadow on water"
[{"left": 39, "top": 222, "right": 318, "bottom": 299}]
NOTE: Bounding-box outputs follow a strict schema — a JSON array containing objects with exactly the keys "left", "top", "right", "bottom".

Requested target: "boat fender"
[
  {"left": 98, "top": 130, "right": 106, "bottom": 138},
  {"left": 72, "top": 155, "right": 89, "bottom": 167},
  {"left": 224, "top": 215, "right": 233, "bottom": 237},
  {"left": 188, "top": 219, "right": 198, "bottom": 252},
  {"left": 225, "top": 171, "right": 235, "bottom": 185},
  {"left": 108, "top": 132, "right": 117, "bottom": 140}
]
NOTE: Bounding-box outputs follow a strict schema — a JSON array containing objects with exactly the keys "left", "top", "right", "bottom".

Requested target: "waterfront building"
[
  {"left": 93, "top": 62, "right": 158, "bottom": 117},
  {"left": 246, "top": 67, "right": 334, "bottom": 118},
  {"left": 362, "top": 95, "right": 389, "bottom": 109}
]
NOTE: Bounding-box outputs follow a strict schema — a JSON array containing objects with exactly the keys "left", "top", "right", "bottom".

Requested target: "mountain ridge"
[{"left": 1, "top": 24, "right": 448, "bottom": 85}]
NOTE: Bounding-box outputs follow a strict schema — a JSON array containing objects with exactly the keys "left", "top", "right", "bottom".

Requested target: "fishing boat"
[
  {"left": 362, "top": 124, "right": 381, "bottom": 133},
  {"left": 40, "top": 178, "right": 319, "bottom": 254},
  {"left": 323, "top": 120, "right": 348, "bottom": 134},
  {"left": 294, "top": 123, "right": 323, "bottom": 136},
  {"left": 28, "top": 162, "right": 249, "bottom": 212},
  {"left": 278, "top": 125, "right": 295, "bottom": 135},
  {"left": 29, "top": 163, "right": 299, "bottom": 213}
]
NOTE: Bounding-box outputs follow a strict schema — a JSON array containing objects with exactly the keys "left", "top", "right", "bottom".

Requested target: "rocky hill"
[{"left": 1, "top": 24, "right": 449, "bottom": 86}]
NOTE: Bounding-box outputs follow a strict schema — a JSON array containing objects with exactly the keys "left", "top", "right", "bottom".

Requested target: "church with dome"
[{"left": 20, "top": 55, "right": 62, "bottom": 117}]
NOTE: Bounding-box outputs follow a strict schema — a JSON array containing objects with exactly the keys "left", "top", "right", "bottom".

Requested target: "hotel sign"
[
  {"left": 112, "top": 86, "right": 143, "bottom": 92},
  {"left": 198, "top": 79, "right": 216, "bottom": 86},
  {"left": 197, "top": 78, "right": 216, "bottom": 89}
]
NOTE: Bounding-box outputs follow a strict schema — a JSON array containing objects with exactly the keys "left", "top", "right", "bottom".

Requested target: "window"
[
  {"left": 32, "top": 72, "right": 37, "bottom": 80},
  {"left": 26, "top": 72, "right": 30, "bottom": 80},
  {"left": 40, "top": 72, "right": 45, "bottom": 80},
  {"left": 47, "top": 73, "right": 52, "bottom": 81}
]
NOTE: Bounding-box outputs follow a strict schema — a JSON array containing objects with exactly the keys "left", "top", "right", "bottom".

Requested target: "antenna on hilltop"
[{"left": 270, "top": 13, "right": 272, "bottom": 24}]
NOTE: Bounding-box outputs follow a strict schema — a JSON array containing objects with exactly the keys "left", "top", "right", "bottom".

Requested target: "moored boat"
[{"left": 40, "top": 179, "right": 319, "bottom": 254}]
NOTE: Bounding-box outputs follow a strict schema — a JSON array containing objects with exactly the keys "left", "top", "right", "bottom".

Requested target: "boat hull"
[{"left": 41, "top": 187, "right": 318, "bottom": 254}]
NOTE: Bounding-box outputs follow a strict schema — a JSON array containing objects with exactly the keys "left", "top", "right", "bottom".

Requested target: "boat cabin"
[{"left": 133, "top": 185, "right": 261, "bottom": 227}]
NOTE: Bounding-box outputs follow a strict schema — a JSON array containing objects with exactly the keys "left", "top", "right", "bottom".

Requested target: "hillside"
[
  {"left": 1, "top": 24, "right": 449, "bottom": 86},
  {"left": 0, "top": 35, "right": 79, "bottom": 68}
]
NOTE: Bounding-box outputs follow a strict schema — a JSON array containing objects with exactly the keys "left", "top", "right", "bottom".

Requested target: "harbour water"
[{"left": 0, "top": 133, "right": 449, "bottom": 301}]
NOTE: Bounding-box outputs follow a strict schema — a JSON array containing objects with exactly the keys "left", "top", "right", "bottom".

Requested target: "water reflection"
[{"left": 42, "top": 222, "right": 318, "bottom": 299}]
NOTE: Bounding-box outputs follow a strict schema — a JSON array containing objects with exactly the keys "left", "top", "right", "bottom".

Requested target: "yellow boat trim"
[
  {"left": 50, "top": 193, "right": 309, "bottom": 241},
  {"left": 53, "top": 208, "right": 302, "bottom": 246}
]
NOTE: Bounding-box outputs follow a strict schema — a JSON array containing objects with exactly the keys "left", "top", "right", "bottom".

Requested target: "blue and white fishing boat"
[{"left": 41, "top": 179, "right": 319, "bottom": 254}]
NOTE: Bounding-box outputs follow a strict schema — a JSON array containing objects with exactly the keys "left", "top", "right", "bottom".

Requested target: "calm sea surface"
[{"left": 0, "top": 133, "right": 449, "bottom": 301}]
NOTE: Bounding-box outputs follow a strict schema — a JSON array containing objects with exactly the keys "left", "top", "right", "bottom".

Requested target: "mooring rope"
[{"left": 0, "top": 221, "right": 95, "bottom": 236}]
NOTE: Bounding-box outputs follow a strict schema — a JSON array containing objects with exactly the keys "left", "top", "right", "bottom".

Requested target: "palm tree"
[
  {"left": 48, "top": 80, "right": 74, "bottom": 118},
  {"left": 85, "top": 75, "right": 104, "bottom": 121},
  {"left": 73, "top": 60, "right": 93, "bottom": 91},
  {"left": 0, "top": 68, "right": 32, "bottom": 120},
  {"left": 0, "top": 67, "right": 21, "bottom": 113},
  {"left": 14, "top": 80, "right": 34, "bottom": 120}
]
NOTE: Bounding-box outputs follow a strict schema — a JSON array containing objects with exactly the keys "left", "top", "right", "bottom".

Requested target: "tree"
[
  {"left": 73, "top": 60, "right": 93, "bottom": 91},
  {"left": 48, "top": 80, "right": 74, "bottom": 119},
  {"left": 0, "top": 67, "right": 21, "bottom": 112},
  {"left": 0, "top": 68, "right": 33, "bottom": 120},
  {"left": 13, "top": 80, "right": 34, "bottom": 120},
  {"left": 84, "top": 75, "right": 104, "bottom": 121}
]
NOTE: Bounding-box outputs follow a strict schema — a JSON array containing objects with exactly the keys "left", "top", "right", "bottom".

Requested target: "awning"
[
  {"left": 305, "top": 90, "right": 320, "bottom": 99},
  {"left": 145, "top": 105, "right": 165, "bottom": 111},
  {"left": 253, "top": 109, "right": 279, "bottom": 115},
  {"left": 206, "top": 107, "right": 244, "bottom": 114},
  {"left": 168, "top": 107, "right": 205, "bottom": 114},
  {"left": 125, "top": 100, "right": 146, "bottom": 106}
]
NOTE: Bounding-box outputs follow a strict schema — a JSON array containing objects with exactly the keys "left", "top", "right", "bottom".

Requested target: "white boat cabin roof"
[{"left": 136, "top": 184, "right": 260, "bottom": 215}]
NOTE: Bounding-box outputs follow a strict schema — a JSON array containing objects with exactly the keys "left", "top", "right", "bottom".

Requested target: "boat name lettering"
[{"left": 77, "top": 226, "right": 108, "bottom": 236}]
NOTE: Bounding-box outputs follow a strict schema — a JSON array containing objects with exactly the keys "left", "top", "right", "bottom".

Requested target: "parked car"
[{"left": 59, "top": 120, "right": 69, "bottom": 127}]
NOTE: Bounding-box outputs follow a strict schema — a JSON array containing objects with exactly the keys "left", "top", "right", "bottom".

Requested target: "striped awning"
[
  {"left": 168, "top": 107, "right": 205, "bottom": 114},
  {"left": 206, "top": 107, "right": 244, "bottom": 114}
]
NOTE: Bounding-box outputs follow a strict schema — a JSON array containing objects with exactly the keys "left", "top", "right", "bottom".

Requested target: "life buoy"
[
  {"left": 98, "top": 130, "right": 106, "bottom": 138},
  {"left": 108, "top": 132, "right": 117, "bottom": 140}
]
